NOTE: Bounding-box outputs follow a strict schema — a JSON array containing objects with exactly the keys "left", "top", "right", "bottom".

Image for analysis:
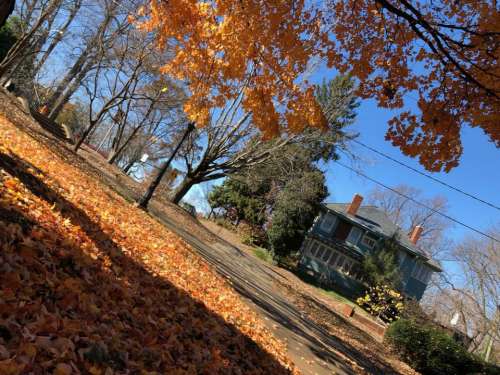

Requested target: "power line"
[
  {"left": 350, "top": 139, "right": 500, "bottom": 212},
  {"left": 333, "top": 160, "right": 500, "bottom": 244}
]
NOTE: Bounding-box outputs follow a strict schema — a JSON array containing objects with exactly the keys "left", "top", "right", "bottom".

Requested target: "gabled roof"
[{"left": 324, "top": 203, "right": 442, "bottom": 271}]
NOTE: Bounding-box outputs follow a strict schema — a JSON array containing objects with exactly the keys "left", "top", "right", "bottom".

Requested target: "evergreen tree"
[
  {"left": 268, "top": 170, "right": 327, "bottom": 259},
  {"left": 362, "top": 236, "right": 402, "bottom": 288},
  {"left": 0, "top": 17, "right": 17, "bottom": 62}
]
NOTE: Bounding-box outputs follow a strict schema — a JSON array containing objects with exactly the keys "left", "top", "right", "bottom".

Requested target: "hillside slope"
[{"left": 0, "top": 113, "right": 297, "bottom": 374}]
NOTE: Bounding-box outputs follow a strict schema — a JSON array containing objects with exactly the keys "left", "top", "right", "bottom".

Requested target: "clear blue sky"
[{"left": 324, "top": 96, "right": 500, "bottom": 243}]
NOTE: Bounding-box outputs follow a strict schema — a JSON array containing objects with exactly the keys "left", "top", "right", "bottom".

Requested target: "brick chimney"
[
  {"left": 346, "top": 193, "right": 363, "bottom": 216},
  {"left": 410, "top": 225, "right": 424, "bottom": 245}
]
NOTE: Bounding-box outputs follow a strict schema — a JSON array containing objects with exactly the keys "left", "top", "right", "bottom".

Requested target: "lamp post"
[{"left": 136, "top": 121, "right": 195, "bottom": 210}]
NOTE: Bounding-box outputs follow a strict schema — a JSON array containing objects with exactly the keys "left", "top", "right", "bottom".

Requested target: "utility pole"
[{"left": 136, "top": 122, "right": 195, "bottom": 210}]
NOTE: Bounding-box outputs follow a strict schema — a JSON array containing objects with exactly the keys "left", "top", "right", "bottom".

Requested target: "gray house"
[{"left": 298, "top": 194, "right": 442, "bottom": 300}]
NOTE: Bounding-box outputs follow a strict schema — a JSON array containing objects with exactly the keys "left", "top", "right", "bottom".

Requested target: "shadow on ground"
[
  {"left": 154, "top": 218, "right": 403, "bottom": 375},
  {"left": 0, "top": 151, "right": 293, "bottom": 373}
]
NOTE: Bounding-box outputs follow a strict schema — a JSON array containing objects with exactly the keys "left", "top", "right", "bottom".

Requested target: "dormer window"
[{"left": 319, "top": 213, "right": 337, "bottom": 233}]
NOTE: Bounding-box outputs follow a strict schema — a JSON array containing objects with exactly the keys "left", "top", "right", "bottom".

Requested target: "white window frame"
[
  {"left": 321, "top": 248, "right": 332, "bottom": 263},
  {"left": 412, "top": 262, "right": 432, "bottom": 283},
  {"left": 319, "top": 213, "right": 337, "bottom": 233},
  {"left": 316, "top": 244, "right": 326, "bottom": 260},
  {"left": 341, "top": 258, "right": 353, "bottom": 274},
  {"left": 346, "top": 226, "right": 363, "bottom": 246},
  {"left": 308, "top": 241, "right": 319, "bottom": 256},
  {"left": 328, "top": 251, "right": 339, "bottom": 266},
  {"left": 336, "top": 254, "right": 346, "bottom": 269},
  {"left": 361, "top": 233, "right": 377, "bottom": 249}
]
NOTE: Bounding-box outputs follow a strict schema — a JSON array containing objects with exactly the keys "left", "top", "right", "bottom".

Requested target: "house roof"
[{"left": 324, "top": 203, "right": 442, "bottom": 271}]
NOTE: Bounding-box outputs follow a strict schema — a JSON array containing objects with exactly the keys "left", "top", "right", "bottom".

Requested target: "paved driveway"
[{"left": 147, "top": 206, "right": 403, "bottom": 375}]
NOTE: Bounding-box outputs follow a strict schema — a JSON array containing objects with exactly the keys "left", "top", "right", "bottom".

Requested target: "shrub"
[
  {"left": 385, "top": 318, "right": 492, "bottom": 375},
  {"left": 239, "top": 222, "right": 268, "bottom": 247},
  {"left": 356, "top": 284, "right": 404, "bottom": 323}
]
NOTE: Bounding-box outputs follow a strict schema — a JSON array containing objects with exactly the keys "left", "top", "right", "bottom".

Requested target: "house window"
[
  {"left": 341, "top": 258, "right": 353, "bottom": 274},
  {"left": 319, "top": 213, "right": 337, "bottom": 233},
  {"left": 412, "top": 262, "right": 432, "bottom": 284},
  {"left": 336, "top": 254, "right": 345, "bottom": 269},
  {"left": 322, "top": 248, "right": 332, "bottom": 263},
  {"left": 316, "top": 245, "right": 325, "bottom": 259},
  {"left": 310, "top": 244, "right": 316, "bottom": 256},
  {"left": 346, "top": 226, "right": 363, "bottom": 246},
  {"left": 328, "top": 251, "right": 338, "bottom": 266},
  {"left": 361, "top": 234, "right": 377, "bottom": 249}
]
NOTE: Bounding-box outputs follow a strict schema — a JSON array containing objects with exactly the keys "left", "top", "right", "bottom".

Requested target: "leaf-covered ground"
[{"left": 0, "top": 114, "right": 298, "bottom": 374}]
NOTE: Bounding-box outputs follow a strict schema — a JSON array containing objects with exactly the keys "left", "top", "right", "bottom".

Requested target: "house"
[{"left": 298, "top": 194, "right": 442, "bottom": 300}]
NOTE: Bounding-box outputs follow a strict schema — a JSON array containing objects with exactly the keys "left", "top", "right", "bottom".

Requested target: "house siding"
[
  {"left": 403, "top": 277, "right": 427, "bottom": 300},
  {"left": 301, "top": 210, "right": 437, "bottom": 301}
]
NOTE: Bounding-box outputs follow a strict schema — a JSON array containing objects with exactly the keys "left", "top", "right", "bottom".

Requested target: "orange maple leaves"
[
  {"left": 0, "top": 116, "right": 297, "bottom": 374},
  {"left": 136, "top": 0, "right": 328, "bottom": 137},
  {"left": 140, "top": 0, "right": 499, "bottom": 172}
]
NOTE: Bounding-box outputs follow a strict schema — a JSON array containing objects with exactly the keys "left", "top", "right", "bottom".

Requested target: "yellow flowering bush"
[{"left": 356, "top": 284, "right": 404, "bottom": 323}]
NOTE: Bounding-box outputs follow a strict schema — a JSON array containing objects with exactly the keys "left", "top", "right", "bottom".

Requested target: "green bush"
[{"left": 386, "top": 319, "right": 495, "bottom": 375}]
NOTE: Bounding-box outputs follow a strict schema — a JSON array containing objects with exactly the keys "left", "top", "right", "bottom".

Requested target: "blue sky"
[{"left": 325, "top": 97, "right": 500, "bottom": 243}]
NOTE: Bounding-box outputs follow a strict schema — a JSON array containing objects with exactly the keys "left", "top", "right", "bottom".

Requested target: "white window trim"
[
  {"left": 346, "top": 226, "right": 363, "bottom": 246},
  {"left": 411, "top": 261, "right": 432, "bottom": 283},
  {"left": 361, "top": 234, "right": 377, "bottom": 249},
  {"left": 319, "top": 213, "right": 337, "bottom": 233}
]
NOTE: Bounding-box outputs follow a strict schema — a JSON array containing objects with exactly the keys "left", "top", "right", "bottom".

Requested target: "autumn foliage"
[
  {"left": 140, "top": 0, "right": 499, "bottom": 172},
  {"left": 0, "top": 116, "right": 297, "bottom": 374}
]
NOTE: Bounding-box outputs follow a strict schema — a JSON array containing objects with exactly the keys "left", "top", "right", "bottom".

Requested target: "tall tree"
[
  {"left": 74, "top": 27, "right": 152, "bottom": 151},
  {"left": 42, "top": 0, "right": 127, "bottom": 120},
  {"left": 424, "top": 225, "right": 500, "bottom": 357},
  {"left": 361, "top": 236, "right": 402, "bottom": 287},
  {"left": 32, "top": 0, "right": 82, "bottom": 75},
  {"left": 209, "top": 142, "right": 329, "bottom": 257},
  {"left": 171, "top": 76, "right": 357, "bottom": 204},
  {"left": 268, "top": 169, "right": 328, "bottom": 259},
  {"left": 0, "top": 17, "right": 17, "bottom": 61},
  {"left": 140, "top": 0, "right": 499, "bottom": 172},
  {"left": 0, "top": 0, "right": 62, "bottom": 77}
]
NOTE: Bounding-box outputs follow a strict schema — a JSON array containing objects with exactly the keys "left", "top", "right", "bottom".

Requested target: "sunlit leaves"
[
  {"left": 141, "top": 0, "right": 499, "bottom": 172},
  {"left": 0, "top": 115, "right": 297, "bottom": 374}
]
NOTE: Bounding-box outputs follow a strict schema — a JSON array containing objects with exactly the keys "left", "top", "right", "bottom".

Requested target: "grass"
[
  {"left": 315, "top": 286, "right": 357, "bottom": 306},
  {"left": 316, "top": 287, "right": 374, "bottom": 319},
  {"left": 293, "top": 270, "right": 375, "bottom": 319},
  {"left": 253, "top": 247, "right": 274, "bottom": 263}
]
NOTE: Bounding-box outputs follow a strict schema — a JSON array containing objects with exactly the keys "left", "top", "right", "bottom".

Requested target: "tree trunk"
[
  {"left": 74, "top": 121, "right": 97, "bottom": 151},
  {"left": 123, "top": 158, "right": 137, "bottom": 174},
  {"left": 33, "top": 0, "right": 82, "bottom": 75},
  {"left": 44, "top": 5, "right": 116, "bottom": 119},
  {"left": 170, "top": 176, "right": 197, "bottom": 204},
  {"left": 46, "top": 55, "right": 92, "bottom": 120},
  {"left": 107, "top": 125, "right": 141, "bottom": 165},
  {"left": 137, "top": 122, "right": 195, "bottom": 209}
]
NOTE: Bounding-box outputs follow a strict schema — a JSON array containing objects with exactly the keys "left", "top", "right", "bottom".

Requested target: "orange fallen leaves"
[{"left": 0, "top": 115, "right": 298, "bottom": 374}]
